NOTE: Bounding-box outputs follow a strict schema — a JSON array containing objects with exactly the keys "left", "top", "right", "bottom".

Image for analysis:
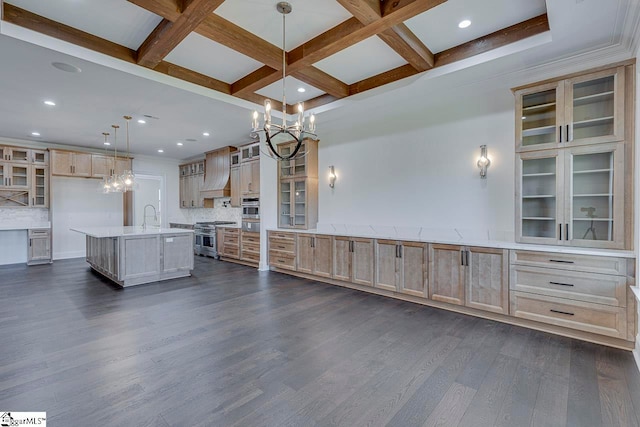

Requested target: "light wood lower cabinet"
[
  {"left": 268, "top": 231, "right": 297, "bottom": 271},
  {"left": 429, "top": 244, "right": 508, "bottom": 314},
  {"left": 28, "top": 228, "right": 51, "bottom": 265},
  {"left": 375, "top": 240, "right": 428, "bottom": 298},
  {"left": 241, "top": 231, "right": 260, "bottom": 264},
  {"left": 297, "top": 234, "right": 332, "bottom": 278},
  {"left": 332, "top": 236, "right": 374, "bottom": 286},
  {"left": 219, "top": 227, "right": 239, "bottom": 259},
  {"left": 429, "top": 244, "right": 466, "bottom": 306}
]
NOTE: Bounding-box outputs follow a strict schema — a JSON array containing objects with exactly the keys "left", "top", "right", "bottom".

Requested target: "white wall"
[
  {"left": 51, "top": 177, "right": 123, "bottom": 259},
  {"left": 317, "top": 78, "right": 515, "bottom": 238},
  {"left": 133, "top": 156, "right": 185, "bottom": 227}
]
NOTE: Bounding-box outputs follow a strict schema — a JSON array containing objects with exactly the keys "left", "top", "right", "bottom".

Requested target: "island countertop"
[{"left": 71, "top": 226, "right": 194, "bottom": 238}]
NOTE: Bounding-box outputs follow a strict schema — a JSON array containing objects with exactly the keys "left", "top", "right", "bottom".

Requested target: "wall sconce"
[
  {"left": 477, "top": 145, "right": 491, "bottom": 179},
  {"left": 328, "top": 165, "right": 336, "bottom": 188}
]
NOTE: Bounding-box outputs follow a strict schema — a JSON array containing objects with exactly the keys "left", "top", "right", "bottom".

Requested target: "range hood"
[{"left": 200, "top": 146, "right": 236, "bottom": 199}]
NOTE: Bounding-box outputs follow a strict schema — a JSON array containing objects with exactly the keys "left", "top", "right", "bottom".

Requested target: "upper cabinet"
[
  {"left": 0, "top": 145, "right": 49, "bottom": 208},
  {"left": 0, "top": 146, "right": 30, "bottom": 163},
  {"left": 277, "top": 139, "right": 319, "bottom": 229},
  {"left": 515, "top": 66, "right": 626, "bottom": 152},
  {"left": 179, "top": 160, "right": 205, "bottom": 209},
  {"left": 241, "top": 142, "right": 260, "bottom": 162},
  {"left": 50, "top": 150, "right": 92, "bottom": 177}
]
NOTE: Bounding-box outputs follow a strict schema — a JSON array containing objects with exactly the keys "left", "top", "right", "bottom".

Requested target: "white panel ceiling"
[
  {"left": 164, "top": 33, "right": 263, "bottom": 84},
  {"left": 6, "top": 0, "right": 162, "bottom": 50},
  {"left": 314, "top": 36, "right": 407, "bottom": 85},
  {"left": 255, "top": 76, "right": 325, "bottom": 105},
  {"left": 214, "top": 0, "right": 352, "bottom": 50},
  {"left": 405, "top": 0, "right": 547, "bottom": 54}
]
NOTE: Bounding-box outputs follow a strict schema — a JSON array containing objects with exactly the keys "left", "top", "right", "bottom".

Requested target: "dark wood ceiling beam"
[
  {"left": 292, "top": 68, "right": 349, "bottom": 98},
  {"left": 128, "top": 0, "right": 181, "bottom": 21},
  {"left": 378, "top": 24, "right": 434, "bottom": 71},
  {"left": 2, "top": 3, "right": 136, "bottom": 63},
  {"left": 154, "top": 61, "right": 230, "bottom": 94},
  {"left": 231, "top": 65, "right": 281, "bottom": 95},
  {"left": 196, "top": 14, "right": 282, "bottom": 69},
  {"left": 349, "top": 64, "right": 418, "bottom": 95},
  {"left": 434, "top": 14, "right": 549, "bottom": 67},
  {"left": 136, "top": 0, "right": 226, "bottom": 68},
  {"left": 288, "top": 94, "right": 340, "bottom": 114},
  {"left": 337, "top": 0, "right": 433, "bottom": 71}
]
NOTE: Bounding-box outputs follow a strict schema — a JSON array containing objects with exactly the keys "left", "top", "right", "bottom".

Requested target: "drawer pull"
[
  {"left": 550, "top": 309, "right": 574, "bottom": 316},
  {"left": 278, "top": 259, "right": 286, "bottom": 263},
  {"left": 549, "top": 259, "right": 574, "bottom": 264},
  {"left": 277, "top": 245, "right": 286, "bottom": 249},
  {"left": 549, "top": 281, "right": 574, "bottom": 287}
]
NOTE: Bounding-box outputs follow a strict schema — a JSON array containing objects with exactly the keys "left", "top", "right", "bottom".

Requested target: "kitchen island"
[{"left": 72, "top": 226, "right": 194, "bottom": 287}]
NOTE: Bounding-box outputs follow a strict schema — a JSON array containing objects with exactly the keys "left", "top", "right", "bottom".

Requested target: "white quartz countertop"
[
  {"left": 267, "top": 227, "right": 636, "bottom": 259},
  {"left": 0, "top": 222, "right": 51, "bottom": 231},
  {"left": 71, "top": 226, "right": 194, "bottom": 238}
]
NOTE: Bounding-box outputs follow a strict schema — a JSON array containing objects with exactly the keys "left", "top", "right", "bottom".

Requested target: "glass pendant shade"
[{"left": 120, "top": 116, "right": 135, "bottom": 192}]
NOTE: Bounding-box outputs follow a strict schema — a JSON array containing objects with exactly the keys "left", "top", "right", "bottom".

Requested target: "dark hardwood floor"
[{"left": 1, "top": 256, "right": 640, "bottom": 426}]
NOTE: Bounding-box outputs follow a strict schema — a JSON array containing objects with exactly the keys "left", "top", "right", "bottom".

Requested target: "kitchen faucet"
[{"left": 142, "top": 204, "right": 158, "bottom": 230}]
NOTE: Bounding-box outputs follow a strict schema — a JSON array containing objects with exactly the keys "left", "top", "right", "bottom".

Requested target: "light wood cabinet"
[
  {"left": 31, "top": 166, "right": 48, "bottom": 207},
  {"left": 268, "top": 231, "right": 297, "bottom": 270},
  {"left": 277, "top": 139, "right": 318, "bottom": 229},
  {"left": 429, "top": 244, "right": 508, "bottom": 314},
  {"left": 241, "top": 142, "right": 260, "bottom": 162},
  {"left": 0, "top": 163, "right": 29, "bottom": 188},
  {"left": 219, "top": 227, "right": 239, "bottom": 259},
  {"left": 240, "top": 159, "right": 260, "bottom": 196},
  {"left": 51, "top": 150, "right": 92, "bottom": 177},
  {"left": 297, "top": 234, "right": 332, "bottom": 278},
  {"left": 91, "top": 155, "right": 132, "bottom": 179},
  {"left": 375, "top": 240, "right": 428, "bottom": 298},
  {"left": 516, "top": 141, "right": 626, "bottom": 249},
  {"left": 515, "top": 65, "right": 626, "bottom": 152},
  {"left": 331, "top": 236, "right": 374, "bottom": 286},
  {"left": 179, "top": 160, "right": 205, "bottom": 209},
  {"left": 28, "top": 228, "right": 51, "bottom": 265},
  {"left": 0, "top": 146, "right": 30, "bottom": 163},
  {"left": 241, "top": 231, "right": 260, "bottom": 265},
  {"left": 229, "top": 151, "right": 240, "bottom": 208},
  {"left": 429, "top": 244, "right": 465, "bottom": 306}
]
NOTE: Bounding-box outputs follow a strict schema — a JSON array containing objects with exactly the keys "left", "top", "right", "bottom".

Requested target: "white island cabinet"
[{"left": 72, "top": 227, "right": 194, "bottom": 287}]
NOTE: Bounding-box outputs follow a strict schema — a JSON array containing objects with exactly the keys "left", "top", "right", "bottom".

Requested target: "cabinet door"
[
  {"left": 292, "top": 179, "right": 307, "bottom": 227},
  {"left": 516, "top": 81, "right": 564, "bottom": 152},
  {"left": 297, "top": 234, "right": 314, "bottom": 274},
  {"left": 115, "top": 158, "right": 131, "bottom": 175},
  {"left": 314, "top": 235, "right": 333, "bottom": 278},
  {"left": 92, "top": 154, "right": 113, "bottom": 178},
  {"left": 28, "top": 231, "right": 51, "bottom": 263},
  {"left": 6, "top": 164, "right": 29, "bottom": 188},
  {"left": 375, "top": 239, "right": 399, "bottom": 291},
  {"left": 564, "top": 142, "right": 625, "bottom": 249},
  {"left": 241, "top": 162, "right": 252, "bottom": 194},
  {"left": 8, "top": 148, "right": 30, "bottom": 163},
  {"left": 179, "top": 177, "right": 188, "bottom": 208},
  {"left": 193, "top": 173, "right": 204, "bottom": 208},
  {"left": 399, "top": 241, "right": 428, "bottom": 298},
  {"left": 279, "top": 181, "right": 292, "bottom": 227},
  {"left": 231, "top": 152, "right": 240, "bottom": 168},
  {"left": 230, "top": 167, "right": 240, "bottom": 207},
  {"left": 31, "top": 166, "right": 48, "bottom": 207},
  {"left": 466, "top": 247, "right": 508, "bottom": 314},
  {"left": 51, "top": 151, "right": 74, "bottom": 176},
  {"left": 250, "top": 160, "right": 260, "bottom": 195},
  {"left": 516, "top": 149, "right": 564, "bottom": 245},
  {"left": 352, "top": 238, "right": 374, "bottom": 286},
  {"left": 31, "top": 150, "right": 48, "bottom": 165},
  {"left": 429, "top": 244, "right": 465, "bottom": 305},
  {"left": 0, "top": 163, "right": 4, "bottom": 187},
  {"left": 333, "top": 236, "right": 351, "bottom": 282},
  {"left": 73, "top": 153, "right": 92, "bottom": 177},
  {"left": 565, "top": 67, "right": 625, "bottom": 146}
]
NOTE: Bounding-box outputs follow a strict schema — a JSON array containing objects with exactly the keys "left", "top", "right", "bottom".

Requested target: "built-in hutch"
[
  {"left": 267, "top": 60, "right": 637, "bottom": 350},
  {"left": 277, "top": 139, "right": 318, "bottom": 229},
  {"left": 179, "top": 160, "right": 205, "bottom": 209},
  {"left": 0, "top": 145, "right": 49, "bottom": 208}
]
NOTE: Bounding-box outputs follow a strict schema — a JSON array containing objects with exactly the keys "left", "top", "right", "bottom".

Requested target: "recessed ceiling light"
[
  {"left": 177, "top": 142, "right": 183, "bottom": 146},
  {"left": 158, "top": 149, "right": 164, "bottom": 153},
  {"left": 297, "top": 87, "right": 306, "bottom": 93},
  {"left": 51, "top": 62, "right": 81, "bottom": 73},
  {"left": 31, "top": 132, "right": 40, "bottom": 136},
  {"left": 202, "top": 132, "right": 210, "bottom": 137},
  {"left": 44, "top": 100, "right": 56, "bottom": 106},
  {"left": 138, "top": 119, "right": 146, "bottom": 124},
  {"left": 104, "top": 142, "right": 111, "bottom": 146},
  {"left": 458, "top": 19, "right": 471, "bottom": 28}
]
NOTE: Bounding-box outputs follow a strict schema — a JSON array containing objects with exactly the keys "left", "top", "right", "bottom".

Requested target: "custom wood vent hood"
[{"left": 201, "top": 146, "right": 236, "bottom": 199}]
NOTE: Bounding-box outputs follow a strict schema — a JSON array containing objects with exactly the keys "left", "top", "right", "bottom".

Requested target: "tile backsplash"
[
  {"left": 0, "top": 208, "right": 49, "bottom": 224},
  {"left": 173, "top": 198, "right": 241, "bottom": 225}
]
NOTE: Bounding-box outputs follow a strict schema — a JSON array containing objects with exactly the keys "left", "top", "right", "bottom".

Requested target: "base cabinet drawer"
[
  {"left": 511, "top": 250, "right": 628, "bottom": 275},
  {"left": 269, "top": 240, "right": 295, "bottom": 254},
  {"left": 510, "top": 291, "right": 627, "bottom": 339},
  {"left": 511, "top": 265, "right": 627, "bottom": 307},
  {"left": 241, "top": 251, "right": 261, "bottom": 263},
  {"left": 222, "top": 245, "right": 239, "bottom": 259},
  {"left": 269, "top": 251, "right": 296, "bottom": 270}
]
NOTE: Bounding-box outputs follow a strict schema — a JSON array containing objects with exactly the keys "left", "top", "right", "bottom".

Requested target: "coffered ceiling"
[{"left": 0, "top": 0, "right": 636, "bottom": 158}]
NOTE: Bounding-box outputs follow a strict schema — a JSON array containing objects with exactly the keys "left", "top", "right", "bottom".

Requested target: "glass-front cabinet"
[
  {"left": 0, "top": 164, "right": 29, "bottom": 188},
  {"left": 277, "top": 139, "right": 318, "bottom": 230},
  {"left": 279, "top": 141, "right": 307, "bottom": 178},
  {"left": 31, "top": 166, "right": 48, "bottom": 207},
  {"left": 516, "top": 66, "right": 625, "bottom": 152},
  {"left": 516, "top": 142, "right": 625, "bottom": 249},
  {"left": 279, "top": 179, "right": 308, "bottom": 228}
]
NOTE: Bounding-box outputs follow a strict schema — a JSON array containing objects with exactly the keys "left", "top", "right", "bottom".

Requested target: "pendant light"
[
  {"left": 120, "top": 115, "right": 135, "bottom": 191},
  {"left": 109, "top": 124, "right": 124, "bottom": 192},
  {"left": 101, "top": 132, "right": 112, "bottom": 193}
]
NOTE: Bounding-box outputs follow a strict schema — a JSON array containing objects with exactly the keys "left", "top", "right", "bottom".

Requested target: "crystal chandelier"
[
  {"left": 250, "top": 2, "right": 317, "bottom": 161},
  {"left": 101, "top": 116, "right": 135, "bottom": 193}
]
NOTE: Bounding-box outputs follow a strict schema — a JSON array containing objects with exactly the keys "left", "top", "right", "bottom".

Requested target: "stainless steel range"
[{"left": 194, "top": 221, "right": 236, "bottom": 258}]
